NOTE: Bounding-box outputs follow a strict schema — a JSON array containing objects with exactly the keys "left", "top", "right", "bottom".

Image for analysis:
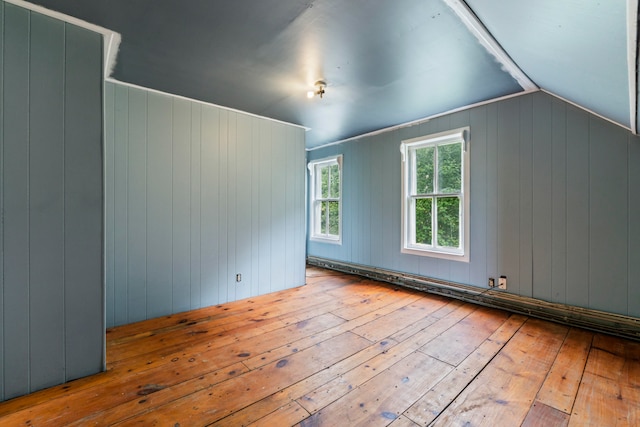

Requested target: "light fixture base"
[{"left": 308, "top": 80, "right": 327, "bottom": 99}]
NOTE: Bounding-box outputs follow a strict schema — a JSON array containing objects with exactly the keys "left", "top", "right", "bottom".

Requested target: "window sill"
[
  {"left": 310, "top": 236, "right": 342, "bottom": 245},
  {"left": 401, "top": 246, "right": 468, "bottom": 262}
]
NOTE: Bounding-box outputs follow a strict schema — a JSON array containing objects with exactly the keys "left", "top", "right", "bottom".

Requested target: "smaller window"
[
  {"left": 400, "top": 128, "right": 469, "bottom": 261},
  {"left": 308, "top": 155, "right": 342, "bottom": 244}
]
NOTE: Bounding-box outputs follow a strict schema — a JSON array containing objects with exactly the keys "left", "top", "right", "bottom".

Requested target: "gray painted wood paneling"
[
  {"left": 485, "top": 103, "right": 499, "bottom": 284},
  {"left": 217, "top": 110, "right": 229, "bottom": 302},
  {"left": 1, "top": 2, "right": 104, "bottom": 401},
  {"left": 236, "top": 114, "right": 252, "bottom": 300},
  {"left": 127, "top": 89, "right": 148, "bottom": 323},
  {"left": 63, "top": 23, "right": 103, "bottom": 381},
  {"left": 147, "top": 93, "right": 174, "bottom": 318},
  {"left": 531, "top": 93, "right": 553, "bottom": 302},
  {"left": 308, "top": 91, "right": 640, "bottom": 318},
  {"left": 589, "top": 118, "right": 628, "bottom": 313},
  {"left": 469, "top": 106, "right": 488, "bottom": 288},
  {"left": 190, "top": 104, "right": 202, "bottom": 308},
  {"left": 0, "top": 0, "right": 5, "bottom": 401},
  {"left": 113, "top": 84, "right": 128, "bottom": 325},
  {"left": 172, "top": 98, "right": 192, "bottom": 313},
  {"left": 104, "top": 83, "right": 306, "bottom": 327},
  {"left": 3, "top": 4, "right": 30, "bottom": 399},
  {"left": 551, "top": 99, "right": 567, "bottom": 304},
  {"left": 497, "top": 98, "right": 520, "bottom": 294},
  {"left": 105, "top": 82, "right": 115, "bottom": 328},
  {"left": 518, "top": 96, "right": 534, "bottom": 298},
  {"left": 629, "top": 135, "right": 640, "bottom": 318},
  {"left": 565, "top": 106, "right": 590, "bottom": 309},
  {"left": 29, "top": 13, "right": 65, "bottom": 392}
]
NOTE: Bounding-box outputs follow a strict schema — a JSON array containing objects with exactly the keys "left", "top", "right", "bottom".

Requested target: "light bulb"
[{"left": 307, "top": 90, "right": 315, "bottom": 99}]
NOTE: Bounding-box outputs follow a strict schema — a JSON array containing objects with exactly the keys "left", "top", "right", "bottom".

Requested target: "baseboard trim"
[{"left": 307, "top": 256, "right": 640, "bottom": 342}]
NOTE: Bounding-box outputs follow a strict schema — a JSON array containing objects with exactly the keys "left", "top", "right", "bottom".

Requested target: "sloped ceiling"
[
  {"left": 17, "top": 0, "right": 639, "bottom": 147},
  {"left": 466, "top": 0, "right": 634, "bottom": 130}
]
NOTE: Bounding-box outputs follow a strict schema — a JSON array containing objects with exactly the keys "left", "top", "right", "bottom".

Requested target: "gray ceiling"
[{"left": 28, "top": 0, "right": 637, "bottom": 148}]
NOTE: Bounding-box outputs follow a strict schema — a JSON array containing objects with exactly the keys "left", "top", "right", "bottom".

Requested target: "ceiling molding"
[
  {"left": 627, "top": 0, "right": 638, "bottom": 134},
  {"left": 5, "top": 0, "right": 121, "bottom": 79},
  {"left": 443, "top": 0, "right": 537, "bottom": 91},
  {"left": 307, "top": 89, "right": 539, "bottom": 151}
]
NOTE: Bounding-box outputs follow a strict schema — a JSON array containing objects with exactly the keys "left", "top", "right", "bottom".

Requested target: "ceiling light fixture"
[{"left": 307, "top": 80, "right": 326, "bottom": 99}]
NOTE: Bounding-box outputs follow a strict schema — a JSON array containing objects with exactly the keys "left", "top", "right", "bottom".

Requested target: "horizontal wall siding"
[
  {"left": 105, "top": 82, "right": 306, "bottom": 327},
  {"left": 308, "top": 91, "right": 640, "bottom": 318},
  {"left": 1, "top": 2, "right": 104, "bottom": 401}
]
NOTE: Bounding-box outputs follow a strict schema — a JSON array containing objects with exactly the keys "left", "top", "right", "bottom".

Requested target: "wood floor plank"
[
  {"left": 330, "top": 285, "right": 415, "bottom": 321},
  {"left": 296, "top": 302, "right": 477, "bottom": 414},
  {"left": 212, "top": 339, "right": 399, "bottom": 426},
  {"left": 108, "top": 295, "right": 339, "bottom": 362},
  {"left": 248, "top": 401, "right": 310, "bottom": 427},
  {"left": 388, "top": 299, "right": 469, "bottom": 343},
  {"left": 112, "top": 332, "right": 371, "bottom": 426},
  {"left": 591, "top": 333, "right": 640, "bottom": 360},
  {"left": 350, "top": 297, "right": 450, "bottom": 342},
  {"left": 388, "top": 415, "right": 421, "bottom": 427},
  {"left": 106, "top": 282, "right": 334, "bottom": 343},
  {"left": 68, "top": 363, "right": 249, "bottom": 426},
  {"left": 522, "top": 401, "right": 569, "bottom": 427},
  {"left": 298, "top": 351, "right": 452, "bottom": 427},
  {"left": 243, "top": 291, "right": 424, "bottom": 370},
  {"left": 0, "top": 361, "right": 249, "bottom": 426},
  {"left": 404, "top": 313, "right": 527, "bottom": 426},
  {"left": 430, "top": 319, "right": 568, "bottom": 427},
  {"left": 419, "top": 306, "right": 511, "bottom": 366},
  {"left": 568, "top": 347, "right": 640, "bottom": 426},
  {"left": 536, "top": 327, "right": 593, "bottom": 413}
]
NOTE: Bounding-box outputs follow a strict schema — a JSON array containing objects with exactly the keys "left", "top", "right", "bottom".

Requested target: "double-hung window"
[
  {"left": 400, "top": 128, "right": 469, "bottom": 261},
  {"left": 308, "top": 155, "right": 342, "bottom": 244}
]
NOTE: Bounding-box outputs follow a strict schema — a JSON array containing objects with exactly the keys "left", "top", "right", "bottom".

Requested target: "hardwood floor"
[{"left": 1, "top": 267, "right": 638, "bottom": 426}]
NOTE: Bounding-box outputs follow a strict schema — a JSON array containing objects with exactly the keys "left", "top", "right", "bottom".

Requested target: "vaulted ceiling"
[{"left": 21, "top": 0, "right": 638, "bottom": 148}]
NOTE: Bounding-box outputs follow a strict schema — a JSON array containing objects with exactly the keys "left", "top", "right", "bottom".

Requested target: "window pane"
[
  {"left": 328, "top": 201, "right": 339, "bottom": 235},
  {"left": 438, "top": 143, "right": 461, "bottom": 193},
  {"left": 319, "top": 201, "right": 326, "bottom": 234},
  {"left": 414, "top": 198, "right": 432, "bottom": 245},
  {"left": 320, "top": 165, "right": 329, "bottom": 198},
  {"left": 415, "top": 146, "right": 434, "bottom": 194},
  {"left": 437, "top": 197, "right": 460, "bottom": 248},
  {"left": 330, "top": 164, "right": 340, "bottom": 198}
]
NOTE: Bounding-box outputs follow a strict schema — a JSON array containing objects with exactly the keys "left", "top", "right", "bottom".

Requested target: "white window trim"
[
  {"left": 400, "top": 128, "right": 470, "bottom": 262},
  {"left": 308, "top": 155, "right": 343, "bottom": 244}
]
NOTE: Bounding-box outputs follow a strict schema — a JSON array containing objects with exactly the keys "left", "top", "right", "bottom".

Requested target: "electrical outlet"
[
  {"left": 498, "top": 275, "right": 507, "bottom": 290},
  {"left": 236, "top": 273, "right": 242, "bottom": 283},
  {"left": 488, "top": 278, "right": 495, "bottom": 288}
]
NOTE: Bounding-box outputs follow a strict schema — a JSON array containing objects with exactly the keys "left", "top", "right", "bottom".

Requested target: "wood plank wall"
[
  {"left": 104, "top": 82, "right": 307, "bottom": 328},
  {"left": 0, "top": 1, "right": 104, "bottom": 401},
  {"left": 307, "top": 91, "right": 640, "bottom": 318}
]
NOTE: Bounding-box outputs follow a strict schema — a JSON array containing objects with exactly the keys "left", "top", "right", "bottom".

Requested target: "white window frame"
[
  {"left": 400, "top": 128, "right": 470, "bottom": 262},
  {"left": 308, "top": 155, "right": 342, "bottom": 244}
]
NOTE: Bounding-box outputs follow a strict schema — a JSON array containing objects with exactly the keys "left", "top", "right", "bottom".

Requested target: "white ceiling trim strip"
[
  {"left": 5, "top": 0, "right": 121, "bottom": 79},
  {"left": 307, "top": 89, "right": 539, "bottom": 151},
  {"left": 627, "top": 0, "right": 638, "bottom": 134},
  {"left": 443, "top": 0, "right": 537, "bottom": 91}
]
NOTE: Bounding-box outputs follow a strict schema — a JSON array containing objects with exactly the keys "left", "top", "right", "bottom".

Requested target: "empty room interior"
[{"left": 0, "top": 0, "right": 639, "bottom": 425}]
